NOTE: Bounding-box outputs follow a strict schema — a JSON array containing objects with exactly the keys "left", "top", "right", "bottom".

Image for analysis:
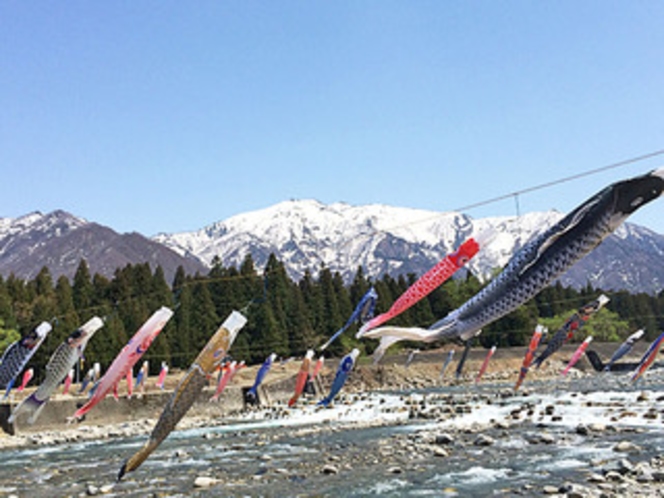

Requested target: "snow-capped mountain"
[
  {"left": 0, "top": 210, "right": 207, "bottom": 283},
  {"left": 154, "top": 200, "right": 664, "bottom": 294},
  {"left": 2, "top": 202, "right": 662, "bottom": 294}
]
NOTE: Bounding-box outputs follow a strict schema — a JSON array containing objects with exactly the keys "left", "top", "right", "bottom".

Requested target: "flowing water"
[{"left": 1, "top": 371, "right": 663, "bottom": 497}]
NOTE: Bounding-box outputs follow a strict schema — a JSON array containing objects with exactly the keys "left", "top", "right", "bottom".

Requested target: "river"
[{"left": 1, "top": 371, "right": 663, "bottom": 497}]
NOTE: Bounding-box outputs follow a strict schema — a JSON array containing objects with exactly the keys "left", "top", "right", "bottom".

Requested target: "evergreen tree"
[
  {"left": 91, "top": 273, "right": 112, "bottom": 307},
  {"left": 626, "top": 293, "right": 658, "bottom": 338},
  {"left": 318, "top": 267, "right": 345, "bottom": 356},
  {"left": 190, "top": 280, "right": 220, "bottom": 354},
  {"left": 143, "top": 266, "right": 173, "bottom": 370},
  {"left": 287, "top": 284, "right": 316, "bottom": 354},
  {"left": 171, "top": 270, "right": 194, "bottom": 369},
  {"left": 207, "top": 257, "right": 234, "bottom": 317},
  {"left": 53, "top": 275, "right": 80, "bottom": 347},
  {"left": 239, "top": 253, "right": 263, "bottom": 307},
  {"left": 6, "top": 273, "right": 34, "bottom": 327},
  {"left": 391, "top": 275, "right": 411, "bottom": 325},
  {"left": 427, "top": 279, "right": 458, "bottom": 320},
  {"left": 28, "top": 268, "right": 58, "bottom": 375},
  {"left": 372, "top": 278, "right": 394, "bottom": 317},
  {"left": 73, "top": 260, "right": 94, "bottom": 312},
  {"left": 89, "top": 312, "right": 127, "bottom": 371},
  {"left": 299, "top": 269, "right": 322, "bottom": 334},
  {"left": 263, "top": 254, "right": 291, "bottom": 353},
  {"left": 247, "top": 301, "right": 283, "bottom": 362},
  {"left": 79, "top": 270, "right": 125, "bottom": 372},
  {"left": 0, "top": 317, "right": 20, "bottom": 352},
  {"left": 655, "top": 290, "right": 664, "bottom": 331},
  {"left": 0, "top": 276, "right": 16, "bottom": 329},
  {"left": 349, "top": 266, "right": 371, "bottom": 304}
]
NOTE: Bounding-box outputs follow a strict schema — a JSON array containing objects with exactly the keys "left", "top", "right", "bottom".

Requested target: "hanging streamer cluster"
[
  {"left": 0, "top": 167, "right": 662, "bottom": 483},
  {"left": 360, "top": 168, "right": 664, "bottom": 356}
]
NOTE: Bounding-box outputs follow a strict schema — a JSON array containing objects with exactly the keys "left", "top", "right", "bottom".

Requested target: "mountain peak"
[
  {"left": 0, "top": 210, "right": 207, "bottom": 283},
  {"left": 2, "top": 201, "right": 662, "bottom": 294},
  {"left": 155, "top": 200, "right": 664, "bottom": 294}
]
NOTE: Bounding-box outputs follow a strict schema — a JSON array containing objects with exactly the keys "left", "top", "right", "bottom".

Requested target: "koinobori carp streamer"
[
  {"left": 318, "top": 349, "right": 360, "bottom": 407},
  {"left": 0, "top": 322, "right": 52, "bottom": 390},
  {"left": 631, "top": 331, "right": 664, "bottom": 383},
  {"left": 533, "top": 295, "right": 609, "bottom": 369},
  {"left": 362, "top": 168, "right": 664, "bottom": 353},
  {"left": 358, "top": 231, "right": 495, "bottom": 336},
  {"left": 514, "top": 325, "right": 544, "bottom": 391},
  {"left": 9, "top": 317, "right": 104, "bottom": 424},
  {"left": 561, "top": 336, "right": 594, "bottom": 376},
  {"left": 246, "top": 353, "right": 277, "bottom": 402},
  {"left": 288, "top": 350, "right": 314, "bottom": 408},
  {"left": 118, "top": 310, "right": 247, "bottom": 480},
  {"left": 605, "top": 329, "right": 644, "bottom": 371},
  {"left": 72, "top": 307, "right": 173, "bottom": 420},
  {"left": 321, "top": 288, "right": 377, "bottom": 351}
]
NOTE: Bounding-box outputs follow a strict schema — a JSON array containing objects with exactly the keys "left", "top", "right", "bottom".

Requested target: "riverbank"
[
  {"left": 0, "top": 364, "right": 662, "bottom": 497},
  {"left": 0, "top": 342, "right": 573, "bottom": 441},
  {"left": 0, "top": 341, "right": 663, "bottom": 497},
  {"left": 0, "top": 341, "right": 645, "bottom": 447}
]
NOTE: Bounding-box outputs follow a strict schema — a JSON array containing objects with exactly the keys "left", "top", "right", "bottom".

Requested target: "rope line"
[{"left": 364, "top": 149, "right": 664, "bottom": 237}]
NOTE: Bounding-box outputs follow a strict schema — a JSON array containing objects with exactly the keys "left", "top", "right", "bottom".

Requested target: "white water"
[{"left": 2, "top": 371, "right": 664, "bottom": 497}]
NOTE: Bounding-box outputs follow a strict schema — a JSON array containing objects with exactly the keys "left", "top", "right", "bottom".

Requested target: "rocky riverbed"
[
  {"left": 1, "top": 358, "right": 664, "bottom": 497},
  {"left": 0, "top": 343, "right": 663, "bottom": 497}
]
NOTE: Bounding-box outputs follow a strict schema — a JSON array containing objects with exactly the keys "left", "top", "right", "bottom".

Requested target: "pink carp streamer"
[
  {"left": 155, "top": 362, "right": 168, "bottom": 389},
  {"left": 312, "top": 356, "right": 325, "bottom": 379},
  {"left": 210, "top": 360, "right": 245, "bottom": 402},
  {"left": 62, "top": 369, "right": 74, "bottom": 395},
  {"left": 475, "top": 346, "right": 496, "bottom": 383},
  {"left": 631, "top": 331, "right": 664, "bottom": 383},
  {"left": 514, "top": 325, "right": 545, "bottom": 391},
  {"left": 358, "top": 231, "right": 495, "bottom": 336},
  {"left": 126, "top": 368, "right": 134, "bottom": 399},
  {"left": 17, "top": 368, "right": 34, "bottom": 392},
  {"left": 288, "top": 350, "right": 314, "bottom": 408},
  {"left": 562, "top": 336, "right": 593, "bottom": 376},
  {"left": 210, "top": 361, "right": 237, "bottom": 401},
  {"left": 71, "top": 306, "right": 174, "bottom": 420}
]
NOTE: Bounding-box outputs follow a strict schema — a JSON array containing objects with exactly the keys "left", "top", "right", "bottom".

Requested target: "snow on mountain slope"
[
  {"left": 155, "top": 199, "right": 664, "bottom": 294},
  {"left": 0, "top": 210, "right": 207, "bottom": 282},
  {"left": 2, "top": 201, "right": 661, "bottom": 294},
  {"left": 155, "top": 200, "right": 568, "bottom": 285}
]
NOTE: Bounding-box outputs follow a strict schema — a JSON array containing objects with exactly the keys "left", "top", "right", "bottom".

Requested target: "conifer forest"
[{"left": 0, "top": 253, "right": 662, "bottom": 383}]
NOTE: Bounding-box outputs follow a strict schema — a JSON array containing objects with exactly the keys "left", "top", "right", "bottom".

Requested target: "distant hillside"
[
  {"left": 155, "top": 199, "right": 664, "bottom": 295},
  {"left": 2, "top": 201, "right": 662, "bottom": 295},
  {"left": 0, "top": 210, "right": 207, "bottom": 283}
]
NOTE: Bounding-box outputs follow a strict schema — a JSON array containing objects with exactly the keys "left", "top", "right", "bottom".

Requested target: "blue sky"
[{"left": 2, "top": 2, "right": 663, "bottom": 236}]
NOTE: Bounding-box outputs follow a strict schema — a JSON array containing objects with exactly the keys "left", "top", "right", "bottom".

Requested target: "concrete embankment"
[
  {"left": 0, "top": 342, "right": 629, "bottom": 437},
  {"left": 0, "top": 365, "right": 321, "bottom": 436},
  {"left": 1, "top": 386, "right": 243, "bottom": 435}
]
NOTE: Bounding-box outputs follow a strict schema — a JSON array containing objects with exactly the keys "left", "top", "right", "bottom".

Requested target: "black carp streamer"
[{"left": 362, "top": 168, "right": 664, "bottom": 352}]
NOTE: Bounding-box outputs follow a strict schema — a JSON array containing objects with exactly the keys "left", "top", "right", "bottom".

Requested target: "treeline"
[{"left": 0, "top": 253, "right": 663, "bottom": 382}]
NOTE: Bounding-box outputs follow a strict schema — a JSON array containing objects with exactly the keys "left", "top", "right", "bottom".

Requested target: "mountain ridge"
[
  {"left": 1, "top": 201, "right": 662, "bottom": 294},
  {"left": 0, "top": 210, "right": 207, "bottom": 283},
  {"left": 154, "top": 199, "right": 664, "bottom": 295}
]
